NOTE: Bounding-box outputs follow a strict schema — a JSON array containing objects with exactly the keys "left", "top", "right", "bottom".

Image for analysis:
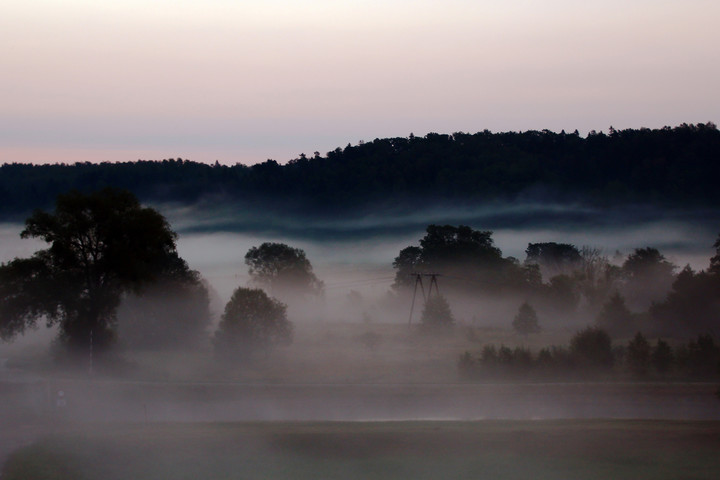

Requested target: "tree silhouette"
[
  {"left": 570, "top": 327, "right": 614, "bottom": 369},
  {"left": 1, "top": 124, "right": 719, "bottom": 221},
  {"left": 512, "top": 302, "right": 541, "bottom": 335},
  {"left": 420, "top": 295, "right": 455, "bottom": 332},
  {"left": 651, "top": 339, "right": 674, "bottom": 375},
  {"left": 116, "top": 254, "right": 212, "bottom": 350},
  {"left": 651, "top": 264, "right": 720, "bottom": 336},
  {"left": 213, "top": 287, "right": 292, "bottom": 359},
  {"left": 0, "top": 189, "right": 179, "bottom": 355},
  {"left": 392, "top": 246, "right": 424, "bottom": 289},
  {"left": 525, "top": 242, "right": 581, "bottom": 279},
  {"left": 710, "top": 234, "right": 720, "bottom": 275},
  {"left": 626, "top": 332, "right": 651, "bottom": 377},
  {"left": 621, "top": 247, "right": 676, "bottom": 310},
  {"left": 596, "top": 292, "right": 636, "bottom": 336},
  {"left": 244, "top": 243, "right": 323, "bottom": 298},
  {"left": 542, "top": 274, "right": 580, "bottom": 316},
  {"left": 392, "top": 225, "right": 519, "bottom": 292}
]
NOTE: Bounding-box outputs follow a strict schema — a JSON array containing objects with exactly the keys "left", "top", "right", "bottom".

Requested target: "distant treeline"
[
  {"left": 459, "top": 330, "right": 720, "bottom": 382},
  {"left": 1, "top": 123, "right": 719, "bottom": 219}
]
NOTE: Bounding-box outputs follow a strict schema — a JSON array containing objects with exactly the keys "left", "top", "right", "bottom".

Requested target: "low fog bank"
[
  {"left": 3, "top": 200, "right": 719, "bottom": 360},
  {"left": 3, "top": 202, "right": 720, "bottom": 429},
  {"left": 2, "top": 218, "right": 714, "bottom": 337},
  {"left": 172, "top": 212, "right": 716, "bottom": 309},
  {"left": 160, "top": 199, "right": 720, "bottom": 255},
  {"left": 2, "top": 322, "right": 719, "bottom": 439},
  {"left": 4, "top": 200, "right": 717, "bottom": 308},
  {"left": 3, "top": 320, "right": 720, "bottom": 428},
  {"left": 2, "top": 380, "right": 719, "bottom": 426}
]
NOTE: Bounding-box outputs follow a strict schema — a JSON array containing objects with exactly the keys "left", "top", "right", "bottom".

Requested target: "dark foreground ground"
[
  {"left": 3, "top": 380, "right": 719, "bottom": 424},
  {"left": 3, "top": 420, "right": 720, "bottom": 480},
  {"left": 2, "top": 380, "right": 719, "bottom": 478}
]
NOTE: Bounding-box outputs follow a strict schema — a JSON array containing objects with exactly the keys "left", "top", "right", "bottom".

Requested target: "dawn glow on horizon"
[{"left": 2, "top": 0, "right": 718, "bottom": 165}]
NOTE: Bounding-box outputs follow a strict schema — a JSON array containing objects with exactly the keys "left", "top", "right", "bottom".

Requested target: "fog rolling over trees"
[
  {"left": 513, "top": 302, "right": 541, "bottom": 335},
  {"left": 391, "top": 225, "right": 588, "bottom": 328},
  {"left": 237, "top": 242, "right": 327, "bottom": 328},
  {"left": 388, "top": 224, "right": 720, "bottom": 340},
  {"left": 0, "top": 129, "right": 718, "bottom": 404},
  {"left": 1, "top": 191, "right": 719, "bottom": 370},
  {"left": 2, "top": 129, "right": 720, "bottom": 479},
  {"left": 0, "top": 189, "right": 188, "bottom": 359},
  {"left": 213, "top": 287, "right": 292, "bottom": 360},
  {"left": 116, "top": 263, "right": 212, "bottom": 351}
]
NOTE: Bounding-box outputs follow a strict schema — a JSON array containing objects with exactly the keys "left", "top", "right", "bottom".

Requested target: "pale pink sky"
[{"left": 2, "top": 0, "right": 718, "bottom": 165}]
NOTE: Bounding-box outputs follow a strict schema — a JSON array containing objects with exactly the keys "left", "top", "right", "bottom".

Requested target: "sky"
[{"left": 2, "top": 0, "right": 719, "bottom": 166}]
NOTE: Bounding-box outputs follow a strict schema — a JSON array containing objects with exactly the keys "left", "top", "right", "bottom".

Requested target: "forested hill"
[{"left": 1, "top": 123, "right": 719, "bottom": 220}]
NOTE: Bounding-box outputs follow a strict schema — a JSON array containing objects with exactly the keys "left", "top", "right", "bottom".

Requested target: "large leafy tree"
[
  {"left": 420, "top": 294, "right": 455, "bottom": 332},
  {"left": 213, "top": 287, "right": 292, "bottom": 358},
  {"left": 651, "top": 266, "right": 720, "bottom": 336},
  {"left": 116, "top": 254, "right": 212, "bottom": 350},
  {"left": 392, "top": 225, "right": 521, "bottom": 292},
  {"left": 620, "top": 247, "right": 676, "bottom": 310},
  {"left": 574, "top": 246, "right": 622, "bottom": 312},
  {"left": 524, "top": 242, "right": 582, "bottom": 279},
  {"left": 650, "top": 233, "right": 720, "bottom": 335},
  {"left": 595, "top": 292, "right": 637, "bottom": 336},
  {"left": 0, "top": 189, "right": 179, "bottom": 353},
  {"left": 244, "top": 242, "right": 323, "bottom": 298}
]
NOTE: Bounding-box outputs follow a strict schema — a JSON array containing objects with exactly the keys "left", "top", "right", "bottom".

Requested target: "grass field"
[
  {"left": 3, "top": 420, "right": 720, "bottom": 480},
  {"left": 1, "top": 321, "right": 681, "bottom": 384},
  {"left": 3, "top": 323, "right": 719, "bottom": 478},
  {"left": 117, "top": 323, "right": 583, "bottom": 384}
]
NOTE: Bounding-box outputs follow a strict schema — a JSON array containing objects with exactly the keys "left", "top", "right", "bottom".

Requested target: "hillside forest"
[{"left": 1, "top": 124, "right": 719, "bottom": 383}]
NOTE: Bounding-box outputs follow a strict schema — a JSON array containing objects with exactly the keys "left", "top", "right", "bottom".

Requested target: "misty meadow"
[{"left": 2, "top": 125, "right": 720, "bottom": 479}]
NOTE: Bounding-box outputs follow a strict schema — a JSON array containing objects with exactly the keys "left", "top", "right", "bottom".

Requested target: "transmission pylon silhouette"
[{"left": 407, "top": 273, "right": 441, "bottom": 325}]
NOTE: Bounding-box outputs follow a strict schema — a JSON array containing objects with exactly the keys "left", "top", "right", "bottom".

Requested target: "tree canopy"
[
  {"left": 645, "top": 234, "right": 720, "bottom": 336},
  {"left": 213, "top": 287, "right": 292, "bottom": 359},
  {"left": 525, "top": 242, "right": 582, "bottom": 279},
  {"left": 513, "top": 302, "right": 541, "bottom": 335},
  {"left": 595, "top": 292, "right": 637, "bottom": 336},
  {"left": 420, "top": 294, "right": 455, "bottom": 332},
  {"left": 620, "top": 247, "right": 676, "bottom": 309},
  {"left": 244, "top": 242, "right": 323, "bottom": 298},
  {"left": 651, "top": 265, "right": 720, "bottom": 336},
  {"left": 392, "top": 225, "right": 517, "bottom": 291},
  {"left": 116, "top": 254, "right": 212, "bottom": 350},
  {"left": 0, "top": 188, "right": 180, "bottom": 354},
  {"left": 569, "top": 327, "right": 614, "bottom": 369}
]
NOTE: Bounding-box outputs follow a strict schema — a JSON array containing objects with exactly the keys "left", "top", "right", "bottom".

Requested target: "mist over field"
[
  {"left": 3, "top": 194, "right": 720, "bottom": 480},
  {"left": 3, "top": 0, "right": 720, "bottom": 472},
  {"left": 2, "top": 200, "right": 718, "bottom": 321},
  {"left": 164, "top": 201, "right": 718, "bottom": 305},
  {"left": 1, "top": 201, "right": 715, "bottom": 307},
  {"left": 2, "top": 200, "right": 720, "bottom": 480}
]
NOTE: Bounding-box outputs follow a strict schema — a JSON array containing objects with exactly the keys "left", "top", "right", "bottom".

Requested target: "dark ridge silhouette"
[{"left": 1, "top": 123, "right": 719, "bottom": 221}]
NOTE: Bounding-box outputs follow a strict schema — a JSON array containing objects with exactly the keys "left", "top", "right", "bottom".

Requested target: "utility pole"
[{"left": 407, "top": 273, "right": 441, "bottom": 325}]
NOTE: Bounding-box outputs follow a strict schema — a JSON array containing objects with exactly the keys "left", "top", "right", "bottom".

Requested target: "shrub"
[
  {"left": 213, "top": 287, "right": 292, "bottom": 359},
  {"left": 651, "top": 339, "right": 675, "bottom": 375},
  {"left": 420, "top": 295, "right": 455, "bottom": 332},
  {"left": 512, "top": 302, "right": 541, "bottom": 335},
  {"left": 570, "top": 327, "right": 614, "bottom": 369},
  {"left": 626, "top": 332, "right": 651, "bottom": 377}
]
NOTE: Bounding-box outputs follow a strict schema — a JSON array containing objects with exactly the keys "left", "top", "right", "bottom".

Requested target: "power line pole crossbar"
[{"left": 407, "top": 273, "right": 441, "bottom": 325}]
